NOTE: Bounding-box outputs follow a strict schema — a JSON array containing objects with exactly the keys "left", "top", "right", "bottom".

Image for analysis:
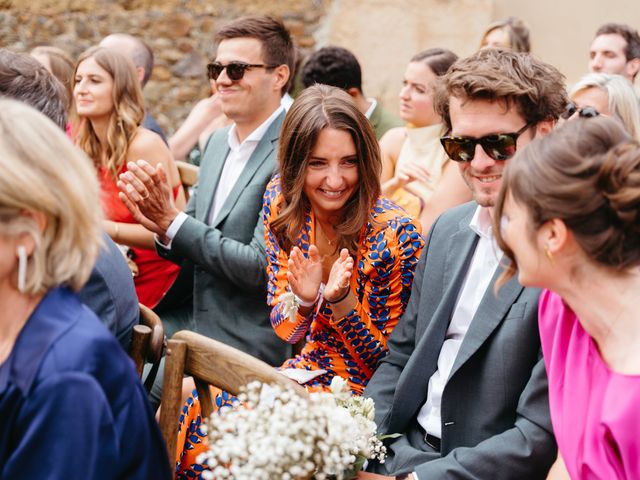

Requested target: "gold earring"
[{"left": 544, "top": 246, "right": 555, "bottom": 266}]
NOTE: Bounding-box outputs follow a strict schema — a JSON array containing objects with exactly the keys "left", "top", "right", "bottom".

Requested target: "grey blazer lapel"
[
  {"left": 197, "top": 128, "right": 231, "bottom": 223},
  {"left": 448, "top": 263, "right": 524, "bottom": 380},
  {"left": 211, "top": 111, "right": 284, "bottom": 228},
  {"left": 391, "top": 212, "right": 478, "bottom": 424}
]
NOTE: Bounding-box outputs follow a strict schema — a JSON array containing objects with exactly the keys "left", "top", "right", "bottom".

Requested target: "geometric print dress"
[
  {"left": 264, "top": 175, "right": 425, "bottom": 395},
  {"left": 174, "top": 175, "right": 424, "bottom": 478}
]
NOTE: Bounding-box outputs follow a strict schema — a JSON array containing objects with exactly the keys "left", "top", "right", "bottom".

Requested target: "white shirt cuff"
[{"left": 155, "top": 211, "right": 188, "bottom": 249}]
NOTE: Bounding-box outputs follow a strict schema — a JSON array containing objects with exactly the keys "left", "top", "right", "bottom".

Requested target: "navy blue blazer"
[
  {"left": 0, "top": 287, "right": 170, "bottom": 479},
  {"left": 78, "top": 232, "right": 139, "bottom": 351}
]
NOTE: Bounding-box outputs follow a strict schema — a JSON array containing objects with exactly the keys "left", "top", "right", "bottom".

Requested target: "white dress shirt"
[
  {"left": 416, "top": 206, "right": 503, "bottom": 438},
  {"left": 281, "top": 92, "right": 294, "bottom": 111},
  {"left": 160, "top": 106, "right": 284, "bottom": 247},
  {"left": 364, "top": 97, "right": 377, "bottom": 119}
]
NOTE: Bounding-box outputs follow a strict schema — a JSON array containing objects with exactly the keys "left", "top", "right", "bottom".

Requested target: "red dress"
[{"left": 99, "top": 164, "right": 180, "bottom": 308}]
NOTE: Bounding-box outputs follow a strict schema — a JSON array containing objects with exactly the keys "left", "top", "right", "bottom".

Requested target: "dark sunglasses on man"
[
  {"left": 206, "top": 61, "right": 278, "bottom": 82},
  {"left": 440, "top": 123, "right": 532, "bottom": 163},
  {"left": 560, "top": 102, "right": 600, "bottom": 120}
]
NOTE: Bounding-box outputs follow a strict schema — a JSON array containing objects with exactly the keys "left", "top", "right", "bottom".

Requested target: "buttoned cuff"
[{"left": 155, "top": 211, "right": 188, "bottom": 249}]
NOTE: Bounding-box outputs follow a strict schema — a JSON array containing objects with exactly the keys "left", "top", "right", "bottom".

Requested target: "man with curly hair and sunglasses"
[
  {"left": 359, "top": 48, "right": 567, "bottom": 480},
  {"left": 118, "top": 15, "right": 295, "bottom": 372}
]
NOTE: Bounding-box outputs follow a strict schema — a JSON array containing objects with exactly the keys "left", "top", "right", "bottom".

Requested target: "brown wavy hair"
[
  {"left": 71, "top": 46, "right": 145, "bottom": 180},
  {"left": 493, "top": 116, "right": 640, "bottom": 284},
  {"left": 31, "top": 46, "right": 75, "bottom": 103},
  {"left": 271, "top": 84, "right": 382, "bottom": 255},
  {"left": 433, "top": 48, "right": 567, "bottom": 132},
  {"left": 480, "top": 17, "right": 531, "bottom": 53}
]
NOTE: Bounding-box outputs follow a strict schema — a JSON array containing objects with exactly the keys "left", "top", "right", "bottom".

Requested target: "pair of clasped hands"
[
  {"left": 116, "top": 159, "right": 356, "bottom": 311},
  {"left": 288, "top": 244, "right": 354, "bottom": 312},
  {"left": 116, "top": 160, "right": 181, "bottom": 243}
]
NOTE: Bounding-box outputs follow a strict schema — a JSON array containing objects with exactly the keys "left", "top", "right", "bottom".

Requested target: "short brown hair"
[
  {"left": 410, "top": 48, "right": 458, "bottom": 77},
  {"left": 494, "top": 116, "right": 640, "bottom": 282},
  {"left": 272, "top": 84, "right": 382, "bottom": 255},
  {"left": 595, "top": 23, "right": 640, "bottom": 61},
  {"left": 215, "top": 15, "right": 294, "bottom": 94},
  {"left": 480, "top": 17, "right": 531, "bottom": 53},
  {"left": 31, "top": 46, "right": 75, "bottom": 99},
  {"left": 433, "top": 48, "right": 567, "bottom": 131},
  {"left": 0, "top": 49, "right": 68, "bottom": 130}
]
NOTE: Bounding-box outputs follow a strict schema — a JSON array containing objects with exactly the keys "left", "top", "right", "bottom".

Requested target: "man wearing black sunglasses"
[
  {"left": 119, "top": 15, "right": 295, "bottom": 370},
  {"left": 362, "top": 48, "right": 567, "bottom": 480}
]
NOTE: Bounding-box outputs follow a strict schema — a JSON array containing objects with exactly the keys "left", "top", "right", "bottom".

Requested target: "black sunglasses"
[
  {"left": 561, "top": 102, "right": 600, "bottom": 120},
  {"left": 440, "top": 123, "right": 532, "bottom": 163},
  {"left": 206, "top": 61, "right": 278, "bottom": 81}
]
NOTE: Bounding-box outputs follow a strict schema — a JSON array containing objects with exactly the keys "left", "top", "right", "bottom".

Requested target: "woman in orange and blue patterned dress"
[{"left": 175, "top": 85, "right": 424, "bottom": 477}]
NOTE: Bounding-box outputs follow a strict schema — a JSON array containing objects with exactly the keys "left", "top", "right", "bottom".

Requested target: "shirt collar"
[
  {"left": 227, "top": 105, "right": 285, "bottom": 150},
  {"left": 469, "top": 205, "right": 494, "bottom": 240},
  {"left": 364, "top": 98, "right": 377, "bottom": 119}
]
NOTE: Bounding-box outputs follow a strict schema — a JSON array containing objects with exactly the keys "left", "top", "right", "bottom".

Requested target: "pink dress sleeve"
[{"left": 538, "top": 289, "right": 640, "bottom": 480}]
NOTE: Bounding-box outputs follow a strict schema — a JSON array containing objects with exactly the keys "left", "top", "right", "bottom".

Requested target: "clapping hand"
[
  {"left": 287, "top": 245, "right": 323, "bottom": 305},
  {"left": 117, "top": 160, "right": 180, "bottom": 236},
  {"left": 324, "top": 248, "right": 354, "bottom": 303}
]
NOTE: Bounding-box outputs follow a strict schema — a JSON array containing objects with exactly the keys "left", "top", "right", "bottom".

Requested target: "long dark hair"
[{"left": 271, "top": 84, "right": 382, "bottom": 255}]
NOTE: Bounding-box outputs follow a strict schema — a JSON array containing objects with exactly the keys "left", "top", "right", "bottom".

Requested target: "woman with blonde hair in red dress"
[{"left": 72, "top": 46, "right": 185, "bottom": 307}]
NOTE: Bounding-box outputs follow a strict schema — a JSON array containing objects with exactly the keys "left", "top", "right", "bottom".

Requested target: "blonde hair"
[
  {"left": 569, "top": 73, "right": 640, "bottom": 142},
  {"left": 71, "top": 46, "right": 145, "bottom": 180},
  {"left": 0, "top": 99, "right": 102, "bottom": 294}
]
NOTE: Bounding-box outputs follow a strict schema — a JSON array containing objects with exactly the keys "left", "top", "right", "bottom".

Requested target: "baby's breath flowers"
[{"left": 198, "top": 377, "right": 389, "bottom": 480}]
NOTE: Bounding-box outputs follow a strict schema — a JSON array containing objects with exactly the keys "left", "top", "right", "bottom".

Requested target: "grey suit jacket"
[
  {"left": 365, "top": 202, "right": 556, "bottom": 478},
  {"left": 157, "top": 111, "right": 292, "bottom": 366}
]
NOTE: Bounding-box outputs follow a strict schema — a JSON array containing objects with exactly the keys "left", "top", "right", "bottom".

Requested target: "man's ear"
[
  {"left": 625, "top": 58, "right": 640, "bottom": 81},
  {"left": 272, "top": 64, "right": 290, "bottom": 93},
  {"left": 345, "top": 87, "right": 360, "bottom": 99},
  {"left": 136, "top": 66, "right": 146, "bottom": 86},
  {"left": 535, "top": 118, "right": 556, "bottom": 138}
]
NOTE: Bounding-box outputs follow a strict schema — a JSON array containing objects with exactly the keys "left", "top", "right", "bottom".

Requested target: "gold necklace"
[{"left": 316, "top": 221, "right": 338, "bottom": 246}]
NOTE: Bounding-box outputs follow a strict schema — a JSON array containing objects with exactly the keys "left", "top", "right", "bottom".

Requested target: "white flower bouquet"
[{"left": 197, "top": 377, "right": 392, "bottom": 480}]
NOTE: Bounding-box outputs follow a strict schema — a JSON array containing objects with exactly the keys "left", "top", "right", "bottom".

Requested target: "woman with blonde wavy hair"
[
  {"left": 0, "top": 99, "right": 170, "bottom": 478},
  {"left": 565, "top": 72, "right": 640, "bottom": 142},
  {"left": 72, "top": 46, "right": 185, "bottom": 307}
]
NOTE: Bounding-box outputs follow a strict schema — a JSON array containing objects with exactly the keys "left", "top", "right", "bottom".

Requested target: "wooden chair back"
[
  {"left": 129, "top": 304, "right": 166, "bottom": 390},
  {"left": 176, "top": 160, "right": 199, "bottom": 202},
  {"left": 158, "top": 330, "right": 306, "bottom": 461}
]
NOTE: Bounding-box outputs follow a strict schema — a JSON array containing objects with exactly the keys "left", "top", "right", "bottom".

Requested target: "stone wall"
[{"left": 0, "top": 0, "right": 327, "bottom": 135}]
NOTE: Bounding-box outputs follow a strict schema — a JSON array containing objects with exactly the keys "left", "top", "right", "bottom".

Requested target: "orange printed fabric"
[
  {"left": 264, "top": 175, "right": 424, "bottom": 395},
  {"left": 174, "top": 176, "right": 424, "bottom": 478}
]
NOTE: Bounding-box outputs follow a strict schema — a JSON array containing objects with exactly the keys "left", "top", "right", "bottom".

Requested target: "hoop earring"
[
  {"left": 544, "top": 246, "right": 555, "bottom": 266},
  {"left": 17, "top": 245, "right": 27, "bottom": 293}
]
